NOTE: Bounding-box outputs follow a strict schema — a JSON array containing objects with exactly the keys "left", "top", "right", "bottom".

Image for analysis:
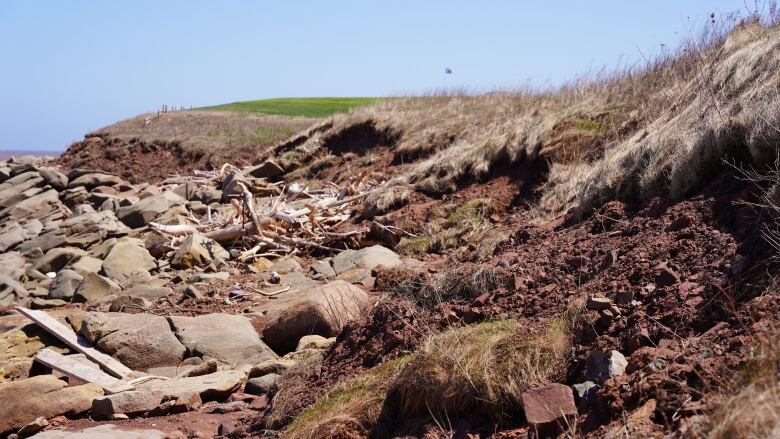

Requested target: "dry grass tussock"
[
  {"left": 280, "top": 306, "right": 583, "bottom": 437},
  {"left": 281, "top": 356, "right": 410, "bottom": 439},
  {"left": 95, "top": 110, "right": 317, "bottom": 161},
  {"left": 383, "top": 265, "right": 513, "bottom": 310},
  {"left": 390, "top": 306, "right": 584, "bottom": 421},
  {"left": 709, "top": 325, "right": 780, "bottom": 438},
  {"left": 544, "top": 22, "right": 780, "bottom": 218},
  {"left": 278, "top": 21, "right": 780, "bottom": 220}
]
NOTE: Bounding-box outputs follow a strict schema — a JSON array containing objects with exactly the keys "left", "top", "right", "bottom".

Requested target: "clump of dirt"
[{"left": 57, "top": 135, "right": 216, "bottom": 183}]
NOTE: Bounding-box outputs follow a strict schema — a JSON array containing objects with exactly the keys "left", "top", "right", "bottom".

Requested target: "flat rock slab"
[
  {"left": 331, "top": 244, "right": 401, "bottom": 275},
  {"left": 521, "top": 383, "right": 577, "bottom": 437},
  {"left": 81, "top": 312, "right": 186, "bottom": 371},
  {"left": 139, "top": 369, "right": 247, "bottom": 402},
  {"left": 30, "top": 424, "right": 168, "bottom": 439},
  {"left": 116, "top": 191, "right": 186, "bottom": 229},
  {"left": 91, "top": 388, "right": 164, "bottom": 417},
  {"left": 168, "top": 314, "right": 277, "bottom": 366},
  {"left": 101, "top": 238, "right": 156, "bottom": 285},
  {"left": 0, "top": 375, "right": 103, "bottom": 435}
]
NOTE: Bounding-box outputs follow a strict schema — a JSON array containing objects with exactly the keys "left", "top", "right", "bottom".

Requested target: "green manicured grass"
[{"left": 202, "top": 97, "right": 382, "bottom": 118}]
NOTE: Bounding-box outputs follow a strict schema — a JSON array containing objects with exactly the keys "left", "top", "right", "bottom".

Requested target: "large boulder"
[
  {"left": 0, "top": 252, "right": 27, "bottom": 281},
  {"left": 331, "top": 245, "right": 402, "bottom": 273},
  {"left": 168, "top": 314, "right": 277, "bottom": 366},
  {"left": 244, "top": 160, "right": 284, "bottom": 180},
  {"left": 116, "top": 191, "right": 186, "bottom": 228},
  {"left": 47, "top": 269, "right": 84, "bottom": 300},
  {"left": 32, "top": 247, "right": 87, "bottom": 273},
  {"left": 0, "top": 221, "right": 27, "bottom": 252},
  {"left": 101, "top": 238, "right": 156, "bottom": 285},
  {"left": 91, "top": 388, "right": 164, "bottom": 418},
  {"left": 262, "top": 280, "right": 371, "bottom": 353},
  {"left": 67, "top": 172, "right": 124, "bottom": 190},
  {"left": 0, "top": 276, "right": 28, "bottom": 307},
  {"left": 171, "top": 232, "right": 230, "bottom": 269},
  {"left": 0, "top": 375, "right": 103, "bottom": 435},
  {"left": 139, "top": 369, "right": 247, "bottom": 402},
  {"left": 59, "top": 210, "right": 131, "bottom": 238},
  {"left": 38, "top": 168, "right": 68, "bottom": 190},
  {"left": 80, "top": 312, "right": 186, "bottom": 371},
  {"left": 331, "top": 244, "right": 402, "bottom": 285},
  {"left": 18, "top": 230, "right": 66, "bottom": 254},
  {"left": 73, "top": 272, "right": 121, "bottom": 303}
]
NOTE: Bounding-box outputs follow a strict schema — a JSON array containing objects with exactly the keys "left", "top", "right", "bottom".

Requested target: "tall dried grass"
[
  {"left": 709, "top": 325, "right": 780, "bottom": 438},
  {"left": 390, "top": 305, "right": 584, "bottom": 422},
  {"left": 93, "top": 110, "right": 317, "bottom": 163},
  {"left": 275, "top": 18, "right": 780, "bottom": 222}
]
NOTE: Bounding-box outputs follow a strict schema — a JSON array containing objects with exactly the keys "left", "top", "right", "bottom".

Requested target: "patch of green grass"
[
  {"left": 396, "top": 236, "right": 433, "bottom": 255},
  {"left": 578, "top": 120, "right": 603, "bottom": 132},
  {"left": 202, "top": 97, "right": 382, "bottom": 118},
  {"left": 209, "top": 125, "right": 297, "bottom": 145},
  {"left": 445, "top": 198, "right": 492, "bottom": 228}
]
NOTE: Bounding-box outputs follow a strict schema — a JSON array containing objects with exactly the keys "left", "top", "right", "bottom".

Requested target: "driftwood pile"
[{"left": 148, "top": 163, "right": 377, "bottom": 259}]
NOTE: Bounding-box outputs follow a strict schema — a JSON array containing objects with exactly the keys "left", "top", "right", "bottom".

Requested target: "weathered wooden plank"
[
  {"left": 34, "top": 348, "right": 134, "bottom": 394},
  {"left": 15, "top": 306, "right": 134, "bottom": 378}
]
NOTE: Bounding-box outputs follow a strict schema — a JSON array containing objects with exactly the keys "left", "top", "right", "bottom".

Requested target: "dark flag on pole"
[{"left": 445, "top": 67, "right": 452, "bottom": 74}]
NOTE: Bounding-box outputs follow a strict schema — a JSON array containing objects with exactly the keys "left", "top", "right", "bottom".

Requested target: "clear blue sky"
[{"left": 0, "top": 1, "right": 752, "bottom": 151}]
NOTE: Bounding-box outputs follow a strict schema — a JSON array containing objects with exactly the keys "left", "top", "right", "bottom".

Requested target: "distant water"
[{"left": 0, "top": 150, "right": 62, "bottom": 160}]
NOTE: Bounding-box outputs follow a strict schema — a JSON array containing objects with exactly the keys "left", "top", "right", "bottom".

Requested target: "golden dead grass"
[
  {"left": 544, "top": 22, "right": 780, "bottom": 218},
  {"left": 282, "top": 356, "right": 410, "bottom": 439},
  {"left": 281, "top": 306, "right": 584, "bottom": 437},
  {"left": 93, "top": 109, "right": 318, "bottom": 163},
  {"left": 390, "top": 307, "right": 584, "bottom": 421},
  {"left": 709, "top": 325, "right": 780, "bottom": 438},
  {"left": 275, "top": 22, "right": 780, "bottom": 222}
]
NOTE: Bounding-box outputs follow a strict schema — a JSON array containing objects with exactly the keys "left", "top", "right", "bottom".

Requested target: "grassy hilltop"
[{"left": 201, "top": 97, "right": 382, "bottom": 118}]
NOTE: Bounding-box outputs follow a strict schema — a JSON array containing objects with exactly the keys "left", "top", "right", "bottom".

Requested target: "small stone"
[
  {"left": 109, "top": 295, "right": 152, "bottom": 313},
  {"left": 615, "top": 290, "right": 634, "bottom": 305},
  {"left": 17, "top": 416, "right": 48, "bottom": 437},
  {"left": 599, "top": 249, "right": 619, "bottom": 271},
  {"left": 244, "top": 373, "right": 281, "bottom": 396},
  {"left": 208, "top": 401, "right": 247, "bottom": 414},
  {"left": 248, "top": 394, "right": 269, "bottom": 411},
  {"left": 644, "top": 359, "right": 667, "bottom": 373},
  {"left": 145, "top": 399, "right": 176, "bottom": 417},
  {"left": 655, "top": 265, "right": 680, "bottom": 287},
  {"left": 171, "top": 391, "right": 202, "bottom": 414},
  {"left": 91, "top": 389, "right": 164, "bottom": 418},
  {"left": 586, "top": 296, "right": 612, "bottom": 310},
  {"left": 217, "top": 421, "right": 236, "bottom": 436},
  {"left": 245, "top": 160, "right": 284, "bottom": 180},
  {"left": 248, "top": 359, "right": 296, "bottom": 378},
  {"left": 521, "top": 383, "right": 577, "bottom": 437},
  {"left": 175, "top": 359, "right": 218, "bottom": 378},
  {"left": 597, "top": 309, "right": 615, "bottom": 327},
  {"left": 228, "top": 392, "right": 257, "bottom": 403},
  {"left": 181, "top": 285, "right": 203, "bottom": 301},
  {"left": 572, "top": 381, "right": 598, "bottom": 410},
  {"left": 586, "top": 350, "right": 628, "bottom": 383},
  {"left": 295, "top": 335, "right": 335, "bottom": 351},
  {"left": 30, "top": 298, "right": 68, "bottom": 309}
]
